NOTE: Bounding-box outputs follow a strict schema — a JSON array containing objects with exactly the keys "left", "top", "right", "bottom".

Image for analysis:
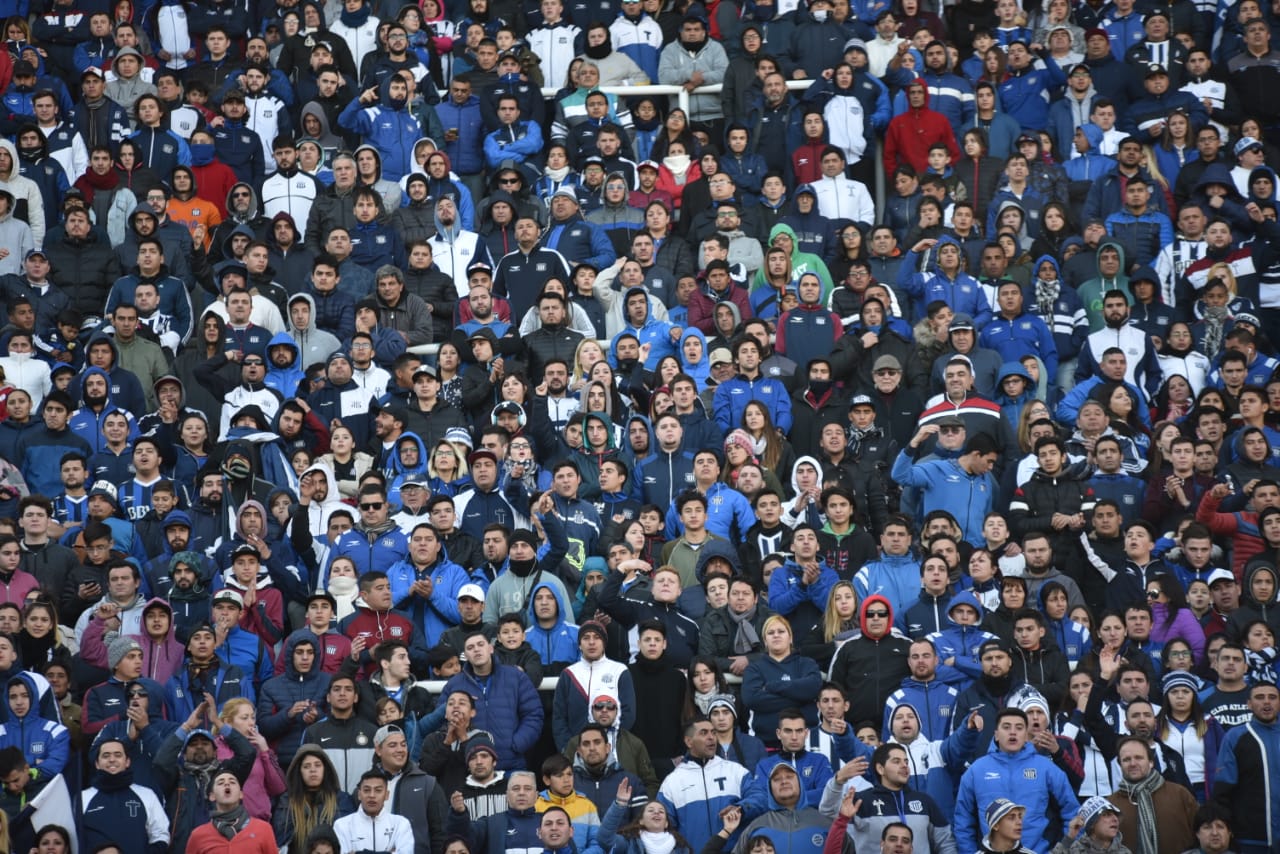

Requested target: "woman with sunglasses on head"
[{"left": 1144, "top": 574, "right": 1205, "bottom": 663}]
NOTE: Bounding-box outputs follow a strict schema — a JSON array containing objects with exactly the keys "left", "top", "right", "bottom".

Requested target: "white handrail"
[{"left": 416, "top": 672, "right": 742, "bottom": 694}]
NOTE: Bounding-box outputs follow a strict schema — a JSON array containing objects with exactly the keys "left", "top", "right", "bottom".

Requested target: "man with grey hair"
[
  {"left": 374, "top": 265, "right": 433, "bottom": 346},
  {"left": 445, "top": 763, "right": 546, "bottom": 848},
  {"left": 305, "top": 153, "right": 365, "bottom": 255}
]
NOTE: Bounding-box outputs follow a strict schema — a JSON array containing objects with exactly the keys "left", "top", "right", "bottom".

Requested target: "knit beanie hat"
[{"left": 108, "top": 636, "right": 142, "bottom": 671}]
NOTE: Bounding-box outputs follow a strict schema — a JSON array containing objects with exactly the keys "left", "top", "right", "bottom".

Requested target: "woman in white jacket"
[{"left": 0, "top": 139, "right": 45, "bottom": 248}]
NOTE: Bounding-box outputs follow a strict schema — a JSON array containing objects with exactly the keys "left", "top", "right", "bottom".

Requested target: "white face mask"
[
  {"left": 663, "top": 154, "right": 691, "bottom": 173},
  {"left": 811, "top": 9, "right": 828, "bottom": 20}
]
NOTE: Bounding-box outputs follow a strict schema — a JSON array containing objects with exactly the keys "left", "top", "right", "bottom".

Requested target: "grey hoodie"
[{"left": 287, "top": 292, "right": 342, "bottom": 368}]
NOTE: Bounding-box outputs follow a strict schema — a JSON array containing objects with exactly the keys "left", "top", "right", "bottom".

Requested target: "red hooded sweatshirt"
[{"left": 883, "top": 78, "right": 961, "bottom": 177}]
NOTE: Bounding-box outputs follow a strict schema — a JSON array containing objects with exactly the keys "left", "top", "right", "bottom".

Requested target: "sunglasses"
[
  {"left": 592, "top": 702, "right": 617, "bottom": 710},
  {"left": 360, "top": 502, "right": 385, "bottom": 510},
  {"left": 1147, "top": 590, "right": 1161, "bottom": 599},
  {"left": 242, "top": 359, "right": 264, "bottom": 366},
  {"left": 865, "top": 610, "right": 889, "bottom": 618},
  {"left": 939, "top": 425, "right": 963, "bottom": 433}
]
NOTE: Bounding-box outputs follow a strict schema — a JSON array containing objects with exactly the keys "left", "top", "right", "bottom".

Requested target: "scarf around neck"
[
  {"left": 211, "top": 803, "right": 249, "bottom": 840},
  {"left": 1035, "top": 278, "right": 1060, "bottom": 317},
  {"left": 640, "top": 832, "right": 677, "bottom": 854},
  {"left": 1116, "top": 766, "right": 1163, "bottom": 854},
  {"left": 727, "top": 605, "right": 760, "bottom": 654}
]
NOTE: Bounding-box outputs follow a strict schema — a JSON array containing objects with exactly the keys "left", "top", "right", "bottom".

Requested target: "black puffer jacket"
[
  {"left": 304, "top": 183, "right": 368, "bottom": 254},
  {"left": 44, "top": 228, "right": 121, "bottom": 316},
  {"left": 404, "top": 264, "right": 458, "bottom": 343}
]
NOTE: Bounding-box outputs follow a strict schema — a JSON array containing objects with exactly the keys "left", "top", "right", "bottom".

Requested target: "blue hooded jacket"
[
  {"left": 337, "top": 76, "right": 422, "bottom": 182},
  {"left": 525, "top": 580, "right": 580, "bottom": 667},
  {"left": 896, "top": 236, "right": 994, "bottom": 324},
  {"left": 256, "top": 630, "right": 332, "bottom": 764},
  {"left": 924, "top": 591, "right": 999, "bottom": 687},
  {"left": 1062, "top": 124, "right": 1118, "bottom": 183},
  {"left": 678, "top": 327, "right": 711, "bottom": 389},
  {"left": 1036, "top": 580, "right": 1092, "bottom": 669},
  {"left": 387, "top": 431, "right": 430, "bottom": 505},
  {"left": 993, "top": 361, "right": 1037, "bottom": 429},
  {"left": 0, "top": 672, "right": 70, "bottom": 781},
  {"left": 69, "top": 366, "right": 142, "bottom": 454},
  {"left": 610, "top": 286, "right": 678, "bottom": 370},
  {"left": 263, "top": 331, "right": 306, "bottom": 399}
]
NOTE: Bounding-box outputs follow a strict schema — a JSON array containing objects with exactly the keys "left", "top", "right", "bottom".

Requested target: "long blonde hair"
[
  {"left": 823, "top": 582, "right": 859, "bottom": 642},
  {"left": 219, "top": 697, "right": 254, "bottom": 726}
]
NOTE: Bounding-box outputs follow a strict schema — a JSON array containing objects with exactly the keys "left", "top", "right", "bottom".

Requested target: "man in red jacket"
[
  {"left": 884, "top": 80, "right": 960, "bottom": 176},
  {"left": 186, "top": 768, "right": 277, "bottom": 854}
]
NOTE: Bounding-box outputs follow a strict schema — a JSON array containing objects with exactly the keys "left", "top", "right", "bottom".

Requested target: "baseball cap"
[
  {"left": 412, "top": 364, "right": 438, "bottom": 381},
  {"left": 468, "top": 449, "right": 498, "bottom": 467},
  {"left": 950, "top": 313, "right": 975, "bottom": 332},
  {"left": 467, "top": 327, "right": 498, "bottom": 345},
  {"left": 466, "top": 260, "right": 494, "bottom": 278},
  {"left": 637, "top": 160, "right": 660, "bottom": 172},
  {"left": 849, "top": 394, "right": 875, "bottom": 410},
  {"left": 1144, "top": 63, "right": 1168, "bottom": 78},
  {"left": 212, "top": 589, "right": 244, "bottom": 609},
  {"left": 1207, "top": 568, "right": 1236, "bottom": 587},
  {"left": 457, "top": 583, "right": 486, "bottom": 602},
  {"left": 710, "top": 348, "right": 733, "bottom": 366},
  {"left": 552, "top": 186, "right": 581, "bottom": 202},
  {"left": 373, "top": 724, "right": 404, "bottom": 747},
  {"left": 230, "top": 543, "right": 261, "bottom": 560},
  {"left": 935, "top": 414, "right": 965, "bottom": 428},
  {"left": 1085, "top": 27, "right": 1109, "bottom": 40}
]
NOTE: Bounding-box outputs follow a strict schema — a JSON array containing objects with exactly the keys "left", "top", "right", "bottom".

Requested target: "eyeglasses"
[
  {"left": 592, "top": 702, "right": 617, "bottom": 710},
  {"left": 1168, "top": 650, "right": 1193, "bottom": 659},
  {"left": 360, "top": 502, "right": 385, "bottom": 510},
  {"left": 716, "top": 211, "right": 738, "bottom": 219},
  {"left": 865, "top": 610, "right": 889, "bottom": 618},
  {"left": 351, "top": 342, "right": 372, "bottom": 349}
]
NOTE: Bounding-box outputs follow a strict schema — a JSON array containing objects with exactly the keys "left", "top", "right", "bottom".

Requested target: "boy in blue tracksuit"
[
  {"left": 926, "top": 592, "right": 999, "bottom": 688},
  {"left": 337, "top": 75, "right": 421, "bottom": 182},
  {"left": 0, "top": 673, "right": 70, "bottom": 781}
]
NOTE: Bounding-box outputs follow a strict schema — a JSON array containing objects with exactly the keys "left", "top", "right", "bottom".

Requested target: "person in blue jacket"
[
  {"left": 611, "top": 285, "right": 680, "bottom": 371},
  {"left": 544, "top": 187, "right": 615, "bottom": 271},
  {"left": 435, "top": 81, "right": 486, "bottom": 181},
  {"left": 738, "top": 708, "right": 835, "bottom": 818},
  {"left": 387, "top": 521, "right": 476, "bottom": 648},
  {"left": 68, "top": 367, "right": 141, "bottom": 454},
  {"left": 526, "top": 580, "right": 580, "bottom": 672},
  {"left": 483, "top": 94, "right": 545, "bottom": 171},
  {"left": 163, "top": 621, "right": 254, "bottom": 721},
  {"left": 890, "top": 428, "right": 999, "bottom": 546},
  {"left": 15, "top": 390, "right": 92, "bottom": 497},
  {"left": 263, "top": 332, "right": 306, "bottom": 399},
  {"left": 981, "top": 281, "right": 1060, "bottom": 383},
  {"left": 255, "top": 630, "right": 332, "bottom": 768},
  {"left": 1037, "top": 580, "right": 1093, "bottom": 669},
  {"left": 883, "top": 638, "right": 961, "bottom": 741},
  {"left": 441, "top": 632, "right": 545, "bottom": 771},
  {"left": 854, "top": 520, "right": 924, "bottom": 616},
  {"left": 953, "top": 707, "right": 1080, "bottom": 854},
  {"left": 896, "top": 235, "right": 994, "bottom": 324},
  {"left": 212, "top": 90, "right": 266, "bottom": 188},
  {"left": 337, "top": 74, "right": 421, "bottom": 182},
  {"left": 997, "top": 42, "right": 1067, "bottom": 132},
  {"left": 1212, "top": 680, "right": 1280, "bottom": 851},
  {"left": 0, "top": 673, "right": 70, "bottom": 782},
  {"left": 712, "top": 337, "right": 793, "bottom": 433},
  {"left": 925, "top": 591, "right": 1000, "bottom": 688},
  {"left": 80, "top": 737, "right": 170, "bottom": 854},
  {"left": 765, "top": 527, "right": 839, "bottom": 644}
]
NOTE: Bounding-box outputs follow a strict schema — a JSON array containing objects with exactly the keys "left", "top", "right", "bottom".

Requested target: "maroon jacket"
[{"left": 687, "top": 280, "right": 753, "bottom": 334}]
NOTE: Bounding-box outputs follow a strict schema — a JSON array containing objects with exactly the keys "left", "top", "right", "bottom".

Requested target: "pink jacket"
[
  {"left": 80, "top": 598, "right": 187, "bottom": 684},
  {"left": 0, "top": 569, "right": 40, "bottom": 605},
  {"left": 1149, "top": 601, "right": 1207, "bottom": 663},
  {"left": 217, "top": 736, "right": 286, "bottom": 821}
]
